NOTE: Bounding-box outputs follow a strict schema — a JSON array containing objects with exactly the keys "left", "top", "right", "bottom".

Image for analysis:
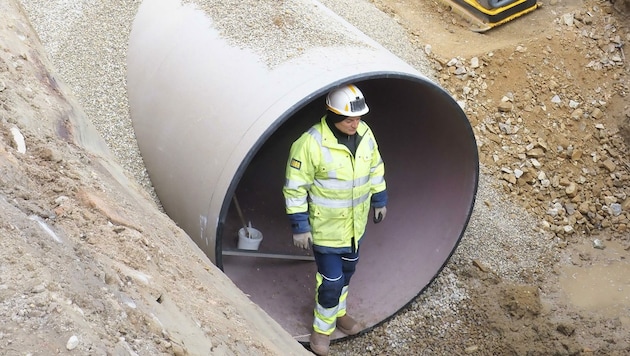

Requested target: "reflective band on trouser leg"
[
  {"left": 314, "top": 303, "right": 338, "bottom": 335},
  {"left": 336, "top": 285, "right": 349, "bottom": 318},
  {"left": 313, "top": 273, "right": 339, "bottom": 335}
]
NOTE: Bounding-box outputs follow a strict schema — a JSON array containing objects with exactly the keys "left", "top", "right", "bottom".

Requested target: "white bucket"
[{"left": 237, "top": 227, "right": 263, "bottom": 250}]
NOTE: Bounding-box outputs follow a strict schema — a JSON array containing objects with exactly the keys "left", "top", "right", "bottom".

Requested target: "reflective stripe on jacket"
[{"left": 283, "top": 115, "right": 386, "bottom": 249}]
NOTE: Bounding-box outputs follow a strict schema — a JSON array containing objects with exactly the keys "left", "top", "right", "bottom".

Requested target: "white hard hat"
[{"left": 326, "top": 84, "right": 369, "bottom": 117}]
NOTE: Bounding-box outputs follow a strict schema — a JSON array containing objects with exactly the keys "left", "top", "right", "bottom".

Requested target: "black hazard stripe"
[{"left": 290, "top": 158, "right": 302, "bottom": 170}]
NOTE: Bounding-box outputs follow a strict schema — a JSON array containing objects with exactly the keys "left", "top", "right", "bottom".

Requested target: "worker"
[{"left": 283, "top": 84, "right": 388, "bottom": 355}]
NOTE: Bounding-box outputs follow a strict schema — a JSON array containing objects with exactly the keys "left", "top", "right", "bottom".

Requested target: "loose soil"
[
  {"left": 362, "top": 0, "right": 630, "bottom": 354},
  {"left": 1, "top": 0, "right": 630, "bottom": 355}
]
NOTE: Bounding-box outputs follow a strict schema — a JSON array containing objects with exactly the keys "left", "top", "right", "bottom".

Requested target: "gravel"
[
  {"left": 19, "top": 0, "right": 150, "bottom": 193},
  {"left": 17, "top": 0, "right": 558, "bottom": 354},
  {"left": 329, "top": 171, "right": 558, "bottom": 354},
  {"left": 18, "top": 0, "right": 432, "bottom": 195}
]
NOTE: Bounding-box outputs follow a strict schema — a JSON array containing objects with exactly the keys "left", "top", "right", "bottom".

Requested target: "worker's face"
[{"left": 334, "top": 116, "right": 361, "bottom": 135}]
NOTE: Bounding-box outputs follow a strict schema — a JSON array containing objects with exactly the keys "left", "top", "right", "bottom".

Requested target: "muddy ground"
[{"left": 357, "top": 0, "right": 630, "bottom": 354}]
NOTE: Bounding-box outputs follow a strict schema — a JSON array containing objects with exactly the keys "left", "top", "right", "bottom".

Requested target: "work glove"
[
  {"left": 373, "top": 206, "right": 387, "bottom": 223},
  {"left": 293, "top": 232, "right": 312, "bottom": 250}
]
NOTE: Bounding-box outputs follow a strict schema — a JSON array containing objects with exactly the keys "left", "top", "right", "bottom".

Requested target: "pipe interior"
[{"left": 219, "top": 77, "right": 478, "bottom": 341}]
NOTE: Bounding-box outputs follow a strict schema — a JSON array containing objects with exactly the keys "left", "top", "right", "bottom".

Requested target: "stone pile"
[{"left": 431, "top": 2, "right": 630, "bottom": 240}]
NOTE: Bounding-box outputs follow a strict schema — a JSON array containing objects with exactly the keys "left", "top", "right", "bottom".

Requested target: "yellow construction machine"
[{"left": 441, "top": 0, "right": 541, "bottom": 32}]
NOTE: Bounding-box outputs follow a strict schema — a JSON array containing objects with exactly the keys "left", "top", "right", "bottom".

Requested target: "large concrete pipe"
[{"left": 127, "top": 0, "right": 478, "bottom": 342}]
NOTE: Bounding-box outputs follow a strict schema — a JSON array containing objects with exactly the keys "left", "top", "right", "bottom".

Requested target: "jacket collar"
[{"left": 320, "top": 114, "right": 367, "bottom": 146}]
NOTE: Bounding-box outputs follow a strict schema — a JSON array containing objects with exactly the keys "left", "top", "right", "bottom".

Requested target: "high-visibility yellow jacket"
[{"left": 283, "top": 115, "right": 386, "bottom": 249}]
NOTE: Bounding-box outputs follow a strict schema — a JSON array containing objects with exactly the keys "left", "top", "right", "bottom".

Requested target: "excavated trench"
[{"left": 127, "top": 0, "right": 479, "bottom": 341}]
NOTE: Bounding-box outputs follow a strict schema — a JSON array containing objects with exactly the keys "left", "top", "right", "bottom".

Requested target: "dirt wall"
[{"left": 0, "top": 1, "right": 309, "bottom": 354}]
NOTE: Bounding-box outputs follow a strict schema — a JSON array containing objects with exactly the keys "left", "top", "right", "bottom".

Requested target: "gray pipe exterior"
[{"left": 127, "top": 0, "right": 478, "bottom": 341}]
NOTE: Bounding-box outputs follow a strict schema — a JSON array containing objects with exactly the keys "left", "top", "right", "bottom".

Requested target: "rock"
[
  {"left": 498, "top": 101, "right": 513, "bottom": 112},
  {"left": 66, "top": 335, "right": 79, "bottom": 350},
  {"left": 31, "top": 284, "right": 46, "bottom": 293},
  {"left": 520, "top": 170, "right": 535, "bottom": 184},
  {"left": 570, "top": 108, "right": 583, "bottom": 119},
  {"left": 499, "top": 123, "right": 514, "bottom": 134},
  {"left": 465, "top": 345, "right": 479, "bottom": 353},
  {"left": 562, "top": 13, "right": 575, "bottom": 26},
  {"left": 591, "top": 107, "right": 604, "bottom": 119},
  {"left": 486, "top": 132, "right": 502, "bottom": 144},
  {"left": 556, "top": 136, "right": 571, "bottom": 149},
  {"left": 502, "top": 173, "right": 517, "bottom": 184},
  {"left": 10, "top": 127, "right": 26, "bottom": 154},
  {"left": 470, "top": 57, "right": 480, "bottom": 68},
  {"left": 604, "top": 196, "right": 617, "bottom": 205},
  {"left": 570, "top": 149, "right": 583, "bottom": 160},
  {"left": 610, "top": 203, "right": 622, "bottom": 216},
  {"left": 566, "top": 182, "right": 578, "bottom": 197},
  {"left": 526, "top": 148, "right": 545, "bottom": 158},
  {"left": 499, "top": 285, "right": 541, "bottom": 319},
  {"left": 557, "top": 323, "right": 576, "bottom": 336},
  {"left": 172, "top": 342, "right": 188, "bottom": 356},
  {"left": 602, "top": 159, "right": 616, "bottom": 172}
]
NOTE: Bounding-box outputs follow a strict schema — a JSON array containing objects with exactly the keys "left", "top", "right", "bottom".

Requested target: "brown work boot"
[
  {"left": 336, "top": 314, "right": 362, "bottom": 335},
  {"left": 309, "top": 330, "right": 330, "bottom": 356}
]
